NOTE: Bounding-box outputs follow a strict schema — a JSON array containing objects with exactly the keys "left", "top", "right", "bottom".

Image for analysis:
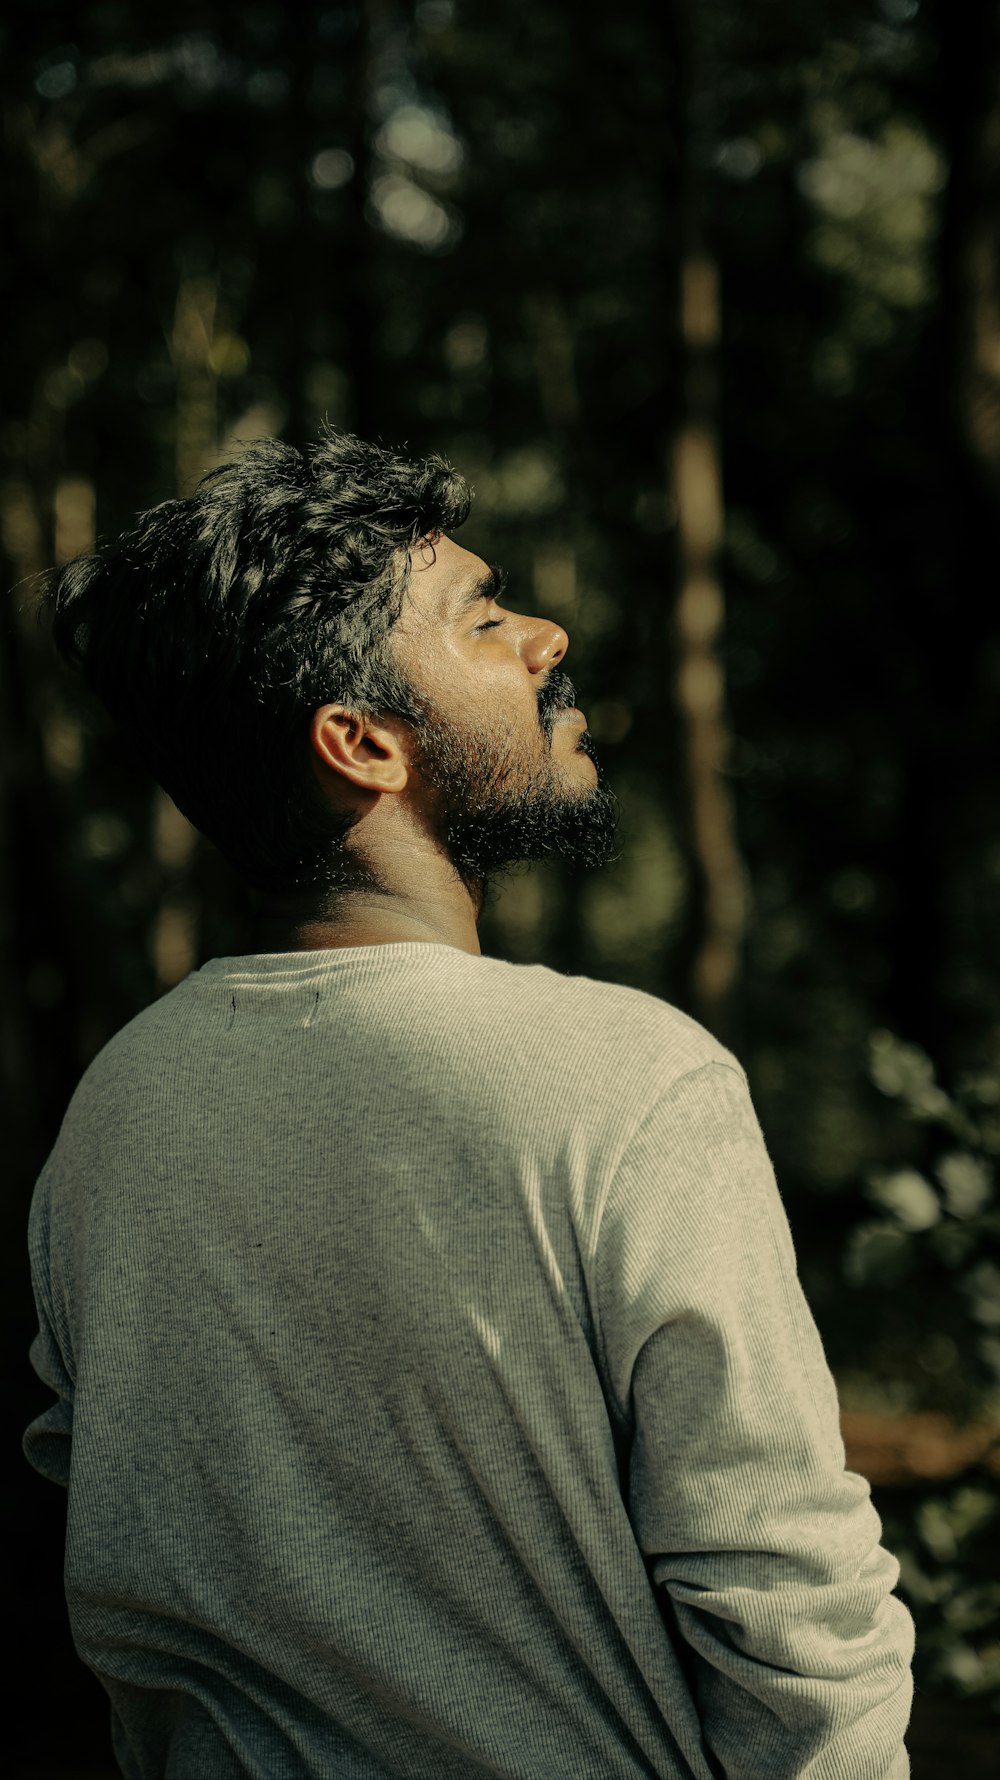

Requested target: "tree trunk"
[
  {"left": 668, "top": 1, "right": 748, "bottom": 1046},
  {"left": 948, "top": 3, "right": 1000, "bottom": 490},
  {"left": 670, "top": 251, "right": 748, "bottom": 1042}
]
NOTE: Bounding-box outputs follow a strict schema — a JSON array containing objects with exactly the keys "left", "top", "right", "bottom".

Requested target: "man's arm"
[
  {"left": 23, "top": 1170, "right": 75, "bottom": 1489},
  {"left": 595, "top": 1059, "right": 914, "bottom": 1780}
]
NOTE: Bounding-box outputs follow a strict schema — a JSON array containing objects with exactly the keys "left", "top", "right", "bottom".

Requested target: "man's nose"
[{"left": 520, "top": 616, "right": 569, "bottom": 673}]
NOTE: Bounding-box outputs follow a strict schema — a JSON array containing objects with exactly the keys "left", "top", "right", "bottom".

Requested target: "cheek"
[{"left": 467, "top": 664, "right": 536, "bottom": 722}]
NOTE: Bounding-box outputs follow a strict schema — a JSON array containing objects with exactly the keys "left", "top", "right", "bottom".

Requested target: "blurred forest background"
[{"left": 3, "top": 0, "right": 1000, "bottom": 1773}]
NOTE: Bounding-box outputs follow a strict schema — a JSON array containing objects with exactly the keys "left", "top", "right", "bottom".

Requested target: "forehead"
[{"left": 402, "top": 533, "right": 492, "bottom": 624}]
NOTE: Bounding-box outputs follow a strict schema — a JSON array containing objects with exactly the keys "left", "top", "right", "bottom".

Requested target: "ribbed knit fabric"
[{"left": 24, "top": 943, "right": 913, "bottom": 1779}]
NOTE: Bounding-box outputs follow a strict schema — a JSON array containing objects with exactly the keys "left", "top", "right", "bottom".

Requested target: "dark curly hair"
[{"left": 44, "top": 428, "right": 472, "bottom": 897}]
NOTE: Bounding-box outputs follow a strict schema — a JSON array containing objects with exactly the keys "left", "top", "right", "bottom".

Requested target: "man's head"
[{"left": 46, "top": 429, "right": 616, "bottom": 906}]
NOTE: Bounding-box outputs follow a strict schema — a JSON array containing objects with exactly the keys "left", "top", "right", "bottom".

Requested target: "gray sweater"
[{"left": 25, "top": 944, "right": 913, "bottom": 1779}]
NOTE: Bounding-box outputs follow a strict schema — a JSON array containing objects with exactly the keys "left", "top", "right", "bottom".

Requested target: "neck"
[{"left": 247, "top": 880, "right": 484, "bottom": 958}]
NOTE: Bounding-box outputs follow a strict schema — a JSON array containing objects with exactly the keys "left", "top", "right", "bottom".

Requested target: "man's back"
[{"left": 26, "top": 943, "right": 912, "bottom": 1779}]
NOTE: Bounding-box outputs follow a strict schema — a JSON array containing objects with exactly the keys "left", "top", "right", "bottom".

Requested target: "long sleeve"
[
  {"left": 594, "top": 1060, "right": 914, "bottom": 1780},
  {"left": 23, "top": 1168, "right": 75, "bottom": 1489}
]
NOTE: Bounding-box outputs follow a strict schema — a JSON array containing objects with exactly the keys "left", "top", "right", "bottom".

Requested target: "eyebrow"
[{"left": 455, "top": 563, "right": 508, "bottom": 615}]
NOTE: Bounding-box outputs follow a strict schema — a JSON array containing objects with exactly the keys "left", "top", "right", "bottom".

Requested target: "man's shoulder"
[
  {"left": 55, "top": 976, "right": 199, "bottom": 1123},
  {"left": 53, "top": 949, "right": 744, "bottom": 1139},
  {"left": 478, "top": 954, "right": 744, "bottom": 1095}
]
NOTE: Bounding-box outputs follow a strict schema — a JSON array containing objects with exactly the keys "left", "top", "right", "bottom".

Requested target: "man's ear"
[{"left": 309, "top": 705, "right": 409, "bottom": 796}]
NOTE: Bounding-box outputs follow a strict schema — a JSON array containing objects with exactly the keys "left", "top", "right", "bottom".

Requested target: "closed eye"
[{"left": 474, "top": 616, "right": 506, "bottom": 633}]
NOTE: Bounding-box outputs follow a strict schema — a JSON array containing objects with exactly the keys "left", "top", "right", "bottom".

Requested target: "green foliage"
[
  {"left": 842, "top": 1031, "right": 1000, "bottom": 1708},
  {"left": 844, "top": 1030, "right": 1000, "bottom": 1419},
  {"left": 884, "top": 1478, "right": 1000, "bottom": 1705}
]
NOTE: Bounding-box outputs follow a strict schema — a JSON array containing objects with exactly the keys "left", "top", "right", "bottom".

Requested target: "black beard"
[{"left": 410, "top": 679, "right": 619, "bottom": 885}]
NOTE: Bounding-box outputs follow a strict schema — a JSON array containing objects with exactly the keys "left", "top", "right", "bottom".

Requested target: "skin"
[{"left": 249, "top": 533, "right": 595, "bottom": 956}]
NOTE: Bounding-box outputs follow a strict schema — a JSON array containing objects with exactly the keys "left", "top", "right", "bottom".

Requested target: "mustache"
[{"left": 537, "top": 669, "right": 578, "bottom": 733}]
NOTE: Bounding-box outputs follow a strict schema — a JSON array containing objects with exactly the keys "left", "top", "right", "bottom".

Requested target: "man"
[{"left": 25, "top": 429, "right": 913, "bottom": 1779}]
